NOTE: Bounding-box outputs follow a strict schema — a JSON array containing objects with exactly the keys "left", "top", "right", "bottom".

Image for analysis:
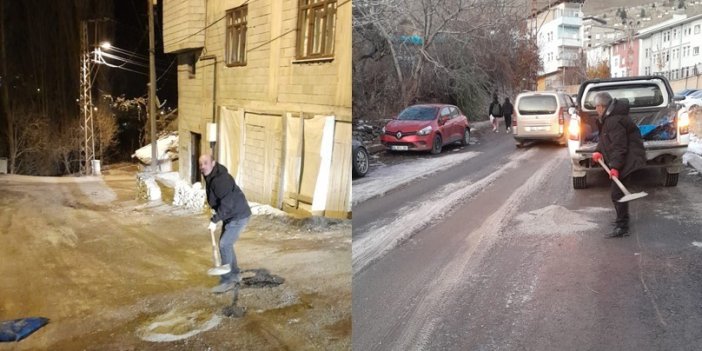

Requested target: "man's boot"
[{"left": 605, "top": 225, "right": 629, "bottom": 238}]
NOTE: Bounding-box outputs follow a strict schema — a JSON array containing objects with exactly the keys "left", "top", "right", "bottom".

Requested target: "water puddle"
[{"left": 137, "top": 308, "right": 222, "bottom": 342}]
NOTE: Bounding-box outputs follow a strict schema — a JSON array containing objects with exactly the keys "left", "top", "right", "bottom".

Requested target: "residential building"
[
  {"left": 162, "top": 0, "right": 352, "bottom": 218},
  {"left": 638, "top": 13, "right": 702, "bottom": 81},
  {"left": 530, "top": 0, "right": 585, "bottom": 90}
]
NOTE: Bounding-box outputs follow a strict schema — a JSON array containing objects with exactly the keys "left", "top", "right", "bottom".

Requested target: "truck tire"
[
  {"left": 664, "top": 172, "right": 679, "bottom": 187},
  {"left": 573, "top": 176, "right": 587, "bottom": 189}
]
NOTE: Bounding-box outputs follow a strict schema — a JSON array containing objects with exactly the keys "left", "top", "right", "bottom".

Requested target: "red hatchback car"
[{"left": 380, "top": 104, "right": 471, "bottom": 154}]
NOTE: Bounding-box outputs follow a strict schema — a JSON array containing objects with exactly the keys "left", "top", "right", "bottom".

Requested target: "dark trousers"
[
  {"left": 611, "top": 176, "right": 630, "bottom": 228},
  {"left": 504, "top": 115, "right": 512, "bottom": 130}
]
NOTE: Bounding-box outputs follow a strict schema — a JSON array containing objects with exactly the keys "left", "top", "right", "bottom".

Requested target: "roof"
[
  {"left": 637, "top": 13, "right": 702, "bottom": 38},
  {"left": 532, "top": 0, "right": 585, "bottom": 17}
]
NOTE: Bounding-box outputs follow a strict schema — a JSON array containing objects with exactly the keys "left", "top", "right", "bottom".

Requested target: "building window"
[
  {"left": 695, "top": 47, "right": 700, "bottom": 56},
  {"left": 645, "top": 48, "right": 649, "bottom": 58},
  {"left": 696, "top": 25, "right": 701, "bottom": 34},
  {"left": 297, "top": 0, "right": 337, "bottom": 60},
  {"left": 673, "top": 28, "right": 678, "bottom": 39},
  {"left": 225, "top": 5, "right": 247, "bottom": 67}
]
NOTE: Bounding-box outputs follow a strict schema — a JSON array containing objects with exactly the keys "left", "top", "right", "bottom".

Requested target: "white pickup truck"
[{"left": 567, "top": 76, "right": 691, "bottom": 189}]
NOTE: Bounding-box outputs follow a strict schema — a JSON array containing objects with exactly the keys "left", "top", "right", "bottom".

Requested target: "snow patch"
[
  {"left": 173, "top": 181, "right": 206, "bottom": 210},
  {"left": 136, "top": 173, "right": 161, "bottom": 201},
  {"left": 688, "top": 134, "right": 702, "bottom": 156},
  {"left": 132, "top": 133, "right": 179, "bottom": 165},
  {"left": 692, "top": 242, "right": 702, "bottom": 248},
  {"left": 249, "top": 202, "right": 288, "bottom": 217},
  {"left": 514, "top": 205, "right": 609, "bottom": 236},
  {"left": 352, "top": 151, "right": 480, "bottom": 205}
]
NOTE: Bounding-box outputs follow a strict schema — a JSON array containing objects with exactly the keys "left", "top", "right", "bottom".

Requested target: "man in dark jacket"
[
  {"left": 591, "top": 93, "right": 646, "bottom": 238},
  {"left": 199, "top": 154, "right": 252, "bottom": 293},
  {"left": 502, "top": 97, "right": 514, "bottom": 133},
  {"left": 488, "top": 94, "right": 503, "bottom": 133}
]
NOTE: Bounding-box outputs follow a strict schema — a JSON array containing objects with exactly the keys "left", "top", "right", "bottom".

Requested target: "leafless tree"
[{"left": 353, "top": 0, "right": 541, "bottom": 122}]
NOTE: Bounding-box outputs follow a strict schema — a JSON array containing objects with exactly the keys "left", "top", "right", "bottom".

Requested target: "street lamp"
[{"left": 100, "top": 41, "right": 111, "bottom": 50}]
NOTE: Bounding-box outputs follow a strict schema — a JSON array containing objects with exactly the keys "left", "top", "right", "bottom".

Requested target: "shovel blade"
[
  {"left": 208, "top": 264, "right": 231, "bottom": 276},
  {"left": 618, "top": 192, "right": 648, "bottom": 202}
]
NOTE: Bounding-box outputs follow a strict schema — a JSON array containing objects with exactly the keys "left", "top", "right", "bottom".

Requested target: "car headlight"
[
  {"left": 417, "top": 126, "right": 433, "bottom": 136},
  {"left": 679, "top": 111, "right": 690, "bottom": 128}
]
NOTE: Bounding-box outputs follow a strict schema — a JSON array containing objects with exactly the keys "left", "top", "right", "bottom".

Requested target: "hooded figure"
[{"left": 591, "top": 93, "right": 646, "bottom": 238}]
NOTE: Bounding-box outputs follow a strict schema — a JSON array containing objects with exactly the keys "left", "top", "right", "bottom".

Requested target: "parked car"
[
  {"left": 512, "top": 91, "right": 576, "bottom": 147},
  {"left": 380, "top": 104, "right": 470, "bottom": 154},
  {"left": 352, "top": 138, "right": 369, "bottom": 178},
  {"left": 567, "top": 76, "right": 689, "bottom": 189},
  {"left": 673, "top": 88, "right": 699, "bottom": 100},
  {"left": 679, "top": 90, "right": 702, "bottom": 114}
]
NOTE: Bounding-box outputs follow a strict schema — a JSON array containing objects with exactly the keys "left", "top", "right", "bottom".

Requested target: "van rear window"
[{"left": 518, "top": 95, "right": 558, "bottom": 115}]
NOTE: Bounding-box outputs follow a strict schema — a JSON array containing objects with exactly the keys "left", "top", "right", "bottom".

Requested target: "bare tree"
[{"left": 353, "top": 0, "right": 540, "bottom": 121}]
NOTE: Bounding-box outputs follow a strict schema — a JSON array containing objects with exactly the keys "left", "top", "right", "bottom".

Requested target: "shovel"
[
  {"left": 596, "top": 158, "right": 648, "bottom": 202},
  {"left": 207, "top": 228, "right": 231, "bottom": 276}
]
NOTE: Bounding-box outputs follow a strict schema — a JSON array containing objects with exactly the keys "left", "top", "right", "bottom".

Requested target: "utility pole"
[
  {"left": 79, "top": 20, "right": 96, "bottom": 176},
  {"left": 147, "top": 0, "right": 158, "bottom": 172}
]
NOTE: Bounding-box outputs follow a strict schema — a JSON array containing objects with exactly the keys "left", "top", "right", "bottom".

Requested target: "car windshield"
[
  {"left": 518, "top": 95, "right": 558, "bottom": 115},
  {"left": 583, "top": 84, "right": 665, "bottom": 109},
  {"left": 688, "top": 90, "right": 702, "bottom": 99},
  {"left": 397, "top": 106, "right": 439, "bottom": 121}
]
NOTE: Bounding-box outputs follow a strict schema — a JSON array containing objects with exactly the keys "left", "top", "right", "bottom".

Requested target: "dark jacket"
[
  {"left": 595, "top": 99, "right": 646, "bottom": 178},
  {"left": 502, "top": 101, "right": 514, "bottom": 118},
  {"left": 205, "top": 163, "right": 252, "bottom": 223},
  {"left": 488, "top": 101, "right": 502, "bottom": 117}
]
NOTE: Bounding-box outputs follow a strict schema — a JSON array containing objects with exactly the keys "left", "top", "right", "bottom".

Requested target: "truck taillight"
[
  {"left": 568, "top": 117, "right": 580, "bottom": 140},
  {"left": 559, "top": 108, "right": 566, "bottom": 125},
  {"left": 512, "top": 118, "right": 517, "bottom": 127},
  {"left": 678, "top": 112, "right": 690, "bottom": 135}
]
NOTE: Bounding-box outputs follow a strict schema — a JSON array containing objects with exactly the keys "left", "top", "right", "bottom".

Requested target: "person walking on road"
[
  {"left": 591, "top": 92, "right": 646, "bottom": 238},
  {"left": 489, "top": 94, "right": 503, "bottom": 133},
  {"left": 502, "top": 97, "right": 514, "bottom": 133},
  {"left": 199, "top": 154, "right": 252, "bottom": 293}
]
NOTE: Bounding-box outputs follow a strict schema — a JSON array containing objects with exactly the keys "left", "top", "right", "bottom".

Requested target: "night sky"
[{"left": 111, "top": 0, "right": 177, "bottom": 109}]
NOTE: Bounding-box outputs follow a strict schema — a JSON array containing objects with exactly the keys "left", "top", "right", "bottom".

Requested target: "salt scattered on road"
[
  {"left": 514, "top": 205, "right": 609, "bottom": 236},
  {"left": 352, "top": 151, "right": 480, "bottom": 205}
]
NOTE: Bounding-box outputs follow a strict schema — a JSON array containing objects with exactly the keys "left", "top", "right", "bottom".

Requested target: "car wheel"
[
  {"left": 515, "top": 139, "right": 525, "bottom": 148},
  {"left": 460, "top": 128, "right": 470, "bottom": 146},
  {"left": 431, "top": 134, "right": 443, "bottom": 154},
  {"left": 663, "top": 171, "right": 678, "bottom": 187},
  {"left": 573, "top": 175, "right": 587, "bottom": 189},
  {"left": 352, "top": 146, "right": 370, "bottom": 177}
]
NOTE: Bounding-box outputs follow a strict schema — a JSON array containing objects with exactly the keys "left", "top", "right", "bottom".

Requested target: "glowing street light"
[{"left": 100, "top": 41, "right": 112, "bottom": 50}]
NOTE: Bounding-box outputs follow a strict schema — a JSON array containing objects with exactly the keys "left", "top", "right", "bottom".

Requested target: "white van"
[{"left": 513, "top": 91, "right": 575, "bottom": 147}]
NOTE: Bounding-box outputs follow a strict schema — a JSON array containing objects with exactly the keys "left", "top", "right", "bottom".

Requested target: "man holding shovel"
[
  {"left": 199, "top": 154, "right": 252, "bottom": 293},
  {"left": 591, "top": 92, "right": 646, "bottom": 238}
]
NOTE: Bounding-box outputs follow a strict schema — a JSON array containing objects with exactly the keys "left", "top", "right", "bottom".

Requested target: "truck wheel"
[
  {"left": 573, "top": 176, "right": 587, "bottom": 189},
  {"left": 664, "top": 172, "right": 679, "bottom": 187}
]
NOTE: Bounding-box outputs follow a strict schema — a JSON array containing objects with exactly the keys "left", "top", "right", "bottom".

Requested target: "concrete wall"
[
  {"left": 163, "top": 0, "right": 207, "bottom": 53},
  {"left": 164, "top": 0, "right": 352, "bottom": 218}
]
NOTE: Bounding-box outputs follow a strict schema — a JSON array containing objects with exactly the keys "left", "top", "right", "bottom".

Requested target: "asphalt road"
[{"left": 352, "top": 127, "right": 702, "bottom": 350}]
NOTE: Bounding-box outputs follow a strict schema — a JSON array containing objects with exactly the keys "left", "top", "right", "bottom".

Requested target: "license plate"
[
  {"left": 391, "top": 145, "right": 409, "bottom": 151},
  {"left": 527, "top": 126, "right": 549, "bottom": 132}
]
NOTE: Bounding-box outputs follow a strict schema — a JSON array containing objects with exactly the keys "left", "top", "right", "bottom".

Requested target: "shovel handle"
[
  {"left": 210, "top": 228, "right": 223, "bottom": 266},
  {"left": 596, "top": 158, "right": 631, "bottom": 196}
]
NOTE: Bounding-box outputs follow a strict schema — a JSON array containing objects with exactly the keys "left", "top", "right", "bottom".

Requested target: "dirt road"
[{"left": 0, "top": 169, "right": 350, "bottom": 350}]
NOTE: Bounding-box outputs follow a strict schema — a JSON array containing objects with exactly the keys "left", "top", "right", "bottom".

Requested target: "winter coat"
[
  {"left": 595, "top": 99, "right": 646, "bottom": 178},
  {"left": 488, "top": 101, "right": 503, "bottom": 117},
  {"left": 205, "top": 163, "right": 252, "bottom": 223},
  {"left": 502, "top": 101, "right": 514, "bottom": 118}
]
